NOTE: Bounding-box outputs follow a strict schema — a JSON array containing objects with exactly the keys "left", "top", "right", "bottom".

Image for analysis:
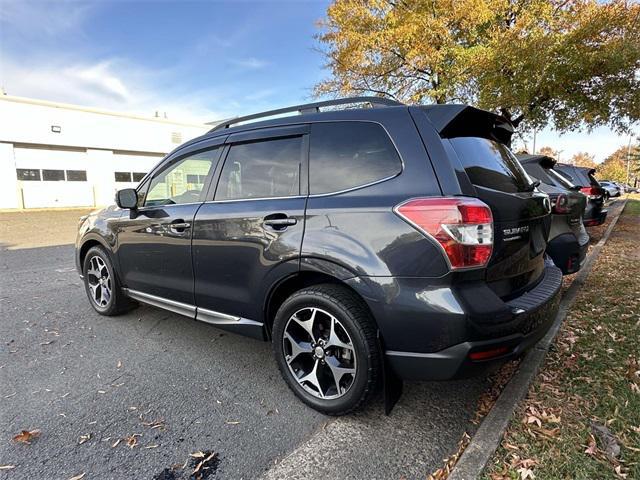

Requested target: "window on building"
[
  {"left": 132, "top": 172, "right": 147, "bottom": 182},
  {"left": 115, "top": 171, "right": 133, "bottom": 182},
  {"left": 42, "top": 169, "right": 65, "bottom": 181},
  {"left": 16, "top": 169, "right": 41, "bottom": 181},
  {"left": 66, "top": 170, "right": 87, "bottom": 181},
  {"left": 309, "top": 122, "right": 402, "bottom": 194},
  {"left": 145, "top": 148, "right": 218, "bottom": 206},
  {"left": 215, "top": 137, "right": 302, "bottom": 201}
]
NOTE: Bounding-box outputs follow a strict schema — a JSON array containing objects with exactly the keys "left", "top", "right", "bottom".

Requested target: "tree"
[
  {"left": 315, "top": 0, "right": 640, "bottom": 132},
  {"left": 568, "top": 152, "right": 597, "bottom": 169},
  {"left": 538, "top": 146, "right": 558, "bottom": 158},
  {"left": 598, "top": 142, "right": 640, "bottom": 184}
]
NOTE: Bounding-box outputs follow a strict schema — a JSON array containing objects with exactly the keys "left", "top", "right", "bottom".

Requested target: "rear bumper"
[
  {"left": 546, "top": 232, "right": 588, "bottom": 275},
  {"left": 384, "top": 263, "right": 562, "bottom": 381},
  {"left": 584, "top": 208, "right": 607, "bottom": 227}
]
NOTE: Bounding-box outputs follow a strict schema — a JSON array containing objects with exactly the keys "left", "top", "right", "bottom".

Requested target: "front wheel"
[
  {"left": 82, "top": 246, "right": 134, "bottom": 316},
  {"left": 272, "top": 284, "right": 381, "bottom": 415}
]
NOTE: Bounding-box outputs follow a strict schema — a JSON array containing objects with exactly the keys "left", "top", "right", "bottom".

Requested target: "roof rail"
[{"left": 208, "top": 96, "right": 403, "bottom": 133}]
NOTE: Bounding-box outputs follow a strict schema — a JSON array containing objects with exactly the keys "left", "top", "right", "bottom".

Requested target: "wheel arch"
[
  {"left": 263, "top": 264, "right": 379, "bottom": 341},
  {"left": 78, "top": 235, "right": 117, "bottom": 275}
]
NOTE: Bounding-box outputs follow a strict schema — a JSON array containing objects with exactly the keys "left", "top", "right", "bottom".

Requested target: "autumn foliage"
[{"left": 316, "top": 0, "right": 640, "bottom": 132}]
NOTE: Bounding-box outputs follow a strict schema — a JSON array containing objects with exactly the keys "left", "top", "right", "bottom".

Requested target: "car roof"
[{"left": 170, "top": 99, "right": 511, "bottom": 158}]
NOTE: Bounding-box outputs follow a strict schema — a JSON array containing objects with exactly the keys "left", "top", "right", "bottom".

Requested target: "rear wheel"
[
  {"left": 82, "top": 246, "right": 134, "bottom": 316},
  {"left": 272, "top": 284, "right": 381, "bottom": 415}
]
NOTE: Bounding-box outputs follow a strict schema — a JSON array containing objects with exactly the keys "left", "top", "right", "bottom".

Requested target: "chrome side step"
[{"left": 123, "top": 288, "right": 264, "bottom": 339}]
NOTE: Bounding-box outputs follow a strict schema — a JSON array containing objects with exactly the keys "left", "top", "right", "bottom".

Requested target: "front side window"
[
  {"left": 215, "top": 136, "right": 302, "bottom": 201},
  {"left": 16, "top": 169, "right": 41, "bottom": 181},
  {"left": 449, "top": 137, "right": 533, "bottom": 193},
  {"left": 145, "top": 149, "right": 218, "bottom": 206},
  {"left": 309, "top": 122, "right": 402, "bottom": 194},
  {"left": 42, "top": 169, "right": 65, "bottom": 181}
]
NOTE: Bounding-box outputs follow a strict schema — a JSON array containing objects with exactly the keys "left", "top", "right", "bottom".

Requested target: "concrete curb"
[{"left": 448, "top": 198, "right": 628, "bottom": 480}]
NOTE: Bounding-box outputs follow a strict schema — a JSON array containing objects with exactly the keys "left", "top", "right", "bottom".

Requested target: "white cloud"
[
  {"left": 230, "top": 57, "right": 269, "bottom": 69},
  {"left": 0, "top": 0, "right": 94, "bottom": 37},
  {"left": 0, "top": 54, "right": 233, "bottom": 124}
]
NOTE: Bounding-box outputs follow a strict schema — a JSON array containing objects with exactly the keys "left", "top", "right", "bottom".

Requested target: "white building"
[{"left": 0, "top": 95, "right": 210, "bottom": 209}]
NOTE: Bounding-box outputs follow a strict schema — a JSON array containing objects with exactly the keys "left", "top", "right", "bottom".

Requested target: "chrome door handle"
[
  {"left": 263, "top": 218, "right": 297, "bottom": 230},
  {"left": 169, "top": 221, "right": 191, "bottom": 234}
]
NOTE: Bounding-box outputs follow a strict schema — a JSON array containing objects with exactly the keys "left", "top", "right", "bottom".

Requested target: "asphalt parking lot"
[{"left": 1, "top": 209, "right": 487, "bottom": 479}]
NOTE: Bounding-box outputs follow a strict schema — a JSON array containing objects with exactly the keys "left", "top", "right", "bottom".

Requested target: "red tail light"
[
  {"left": 551, "top": 193, "right": 570, "bottom": 214},
  {"left": 469, "top": 346, "right": 509, "bottom": 361},
  {"left": 394, "top": 197, "right": 493, "bottom": 270},
  {"left": 580, "top": 186, "right": 601, "bottom": 200}
]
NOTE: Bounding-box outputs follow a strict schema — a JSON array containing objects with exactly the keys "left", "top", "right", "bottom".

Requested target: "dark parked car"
[
  {"left": 555, "top": 164, "right": 607, "bottom": 227},
  {"left": 76, "top": 97, "right": 561, "bottom": 414},
  {"left": 518, "top": 154, "right": 589, "bottom": 275}
]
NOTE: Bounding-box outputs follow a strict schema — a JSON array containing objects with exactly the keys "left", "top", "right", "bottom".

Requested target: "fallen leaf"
[
  {"left": 584, "top": 434, "right": 597, "bottom": 455},
  {"left": 517, "top": 466, "right": 535, "bottom": 479},
  {"left": 0, "top": 465, "right": 16, "bottom": 470},
  {"left": 190, "top": 451, "right": 206, "bottom": 458},
  {"left": 13, "top": 429, "right": 41, "bottom": 444},
  {"left": 78, "top": 433, "right": 91, "bottom": 445},
  {"left": 111, "top": 438, "right": 122, "bottom": 448},
  {"left": 144, "top": 444, "right": 159, "bottom": 449},
  {"left": 68, "top": 473, "right": 85, "bottom": 480},
  {"left": 225, "top": 421, "right": 240, "bottom": 425},
  {"left": 117, "top": 360, "right": 122, "bottom": 368},
  {"left": 125, "top": 434, "right": 141, "bottom": 449},
  {"left": 615, "top": 465, "right": 628, "bottom": 479}
]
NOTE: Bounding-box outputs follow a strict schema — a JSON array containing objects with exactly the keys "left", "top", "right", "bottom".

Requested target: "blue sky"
[
  {"left": 0, "top": 0, "right": 635, "bottom": 162},
  {"left": 0, "top": 0, "right": 330, "bottom": 121}
]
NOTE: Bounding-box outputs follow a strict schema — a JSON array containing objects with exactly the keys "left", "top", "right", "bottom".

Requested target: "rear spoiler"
[
  {"left": 419, "top": 105, "right": 515, "bottom": 146},
  {"left": 517, "top": 154, "right": 556, "bottom": 169}
]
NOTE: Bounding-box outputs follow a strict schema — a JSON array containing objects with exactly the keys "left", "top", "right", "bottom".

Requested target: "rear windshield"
[
  {"left": 547, "top": 167, "right": 576, "bottom": 190},
  {"left": 449, "top": 137, "right": 533, "bottom": 193}
]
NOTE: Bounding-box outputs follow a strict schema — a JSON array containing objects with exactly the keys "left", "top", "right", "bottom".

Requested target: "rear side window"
[
  {"left": 309, "top": 122, "right": 401, "bottom": 194},
  {"left": 449, "top": 137, "right": 532, "bottom": 193},
  {"left": 215, "top": 136, "right": 303, "bottom": 201}
]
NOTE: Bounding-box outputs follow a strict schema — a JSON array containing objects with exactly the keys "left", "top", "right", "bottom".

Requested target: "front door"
[
  {"left": 116, "top": 144, "right": 222, "bottom": 305},
  {"left": 192, "top": 126, "right": 308, "bottom": 332}
]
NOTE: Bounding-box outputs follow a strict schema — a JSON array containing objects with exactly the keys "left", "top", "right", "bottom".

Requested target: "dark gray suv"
[{"left": 76, "top": 97, "right": 561, "bottom": 414}]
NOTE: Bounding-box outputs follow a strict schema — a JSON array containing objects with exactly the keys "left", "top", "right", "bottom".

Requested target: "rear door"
[
  {"left": 192, "top": 125, "right": 308, "bottom": 334},
  {"left": 445, "top": 137, "right": 551, "bottom": 298}
]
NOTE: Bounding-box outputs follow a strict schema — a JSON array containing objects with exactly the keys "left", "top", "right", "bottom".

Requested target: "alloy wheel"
[
  {"left": 86, "top": 256, "right": 112, "bottom": 308},
  {"left": 282, "top": 307, "right": 357, "bottom": 399}
]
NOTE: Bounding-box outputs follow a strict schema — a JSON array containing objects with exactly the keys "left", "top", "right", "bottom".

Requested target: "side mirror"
[{"left": 116, "top": 188, "right": 138, "bottom": 209}]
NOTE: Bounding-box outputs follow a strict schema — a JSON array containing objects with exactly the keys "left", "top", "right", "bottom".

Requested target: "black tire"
[
  {"left": 82, "top": 246, "right": 135, "bottom": 316},
  {"left": 272, "top": 284, "right": 381, "bottom": 415}
]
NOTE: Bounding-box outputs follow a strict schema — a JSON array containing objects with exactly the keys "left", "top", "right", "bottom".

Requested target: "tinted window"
[
  {"left": 66, "top": 170, "right": 87, "bottom": 181},
  {"left": 449, "top": 137, "right": 533, "bottom": 193},
  {"left": 16, "top": 169, "right": 40, "bottom": 181},
  {"left": 309, "top": 122, "right": 401, "bottom": 194},
  {"left": 547, "top": 168, "right": 575, "bottom": 190},
  {"left": 145, "top": 149, "right": 218, "bottom": 206},
  {"left": 42, "top": 169, "right": 65, "bottom": 181},
  {"left": 132, "top": 172, "right": 147, "bottom": 182},
  {"left": 215, "top": 136, "right": 302, "bottom": 201},
  {"left": 115, "top": 171, "right": 132, "bottom": 182}
]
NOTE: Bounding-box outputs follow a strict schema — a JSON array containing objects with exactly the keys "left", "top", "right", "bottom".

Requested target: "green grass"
[{"left": 482, "top": 197, "right": 640, "bottom": 480}]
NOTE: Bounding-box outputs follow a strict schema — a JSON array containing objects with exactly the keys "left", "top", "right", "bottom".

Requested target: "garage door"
[{"left": 14, "top": 146, "right": 95, "bottom": 208}]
